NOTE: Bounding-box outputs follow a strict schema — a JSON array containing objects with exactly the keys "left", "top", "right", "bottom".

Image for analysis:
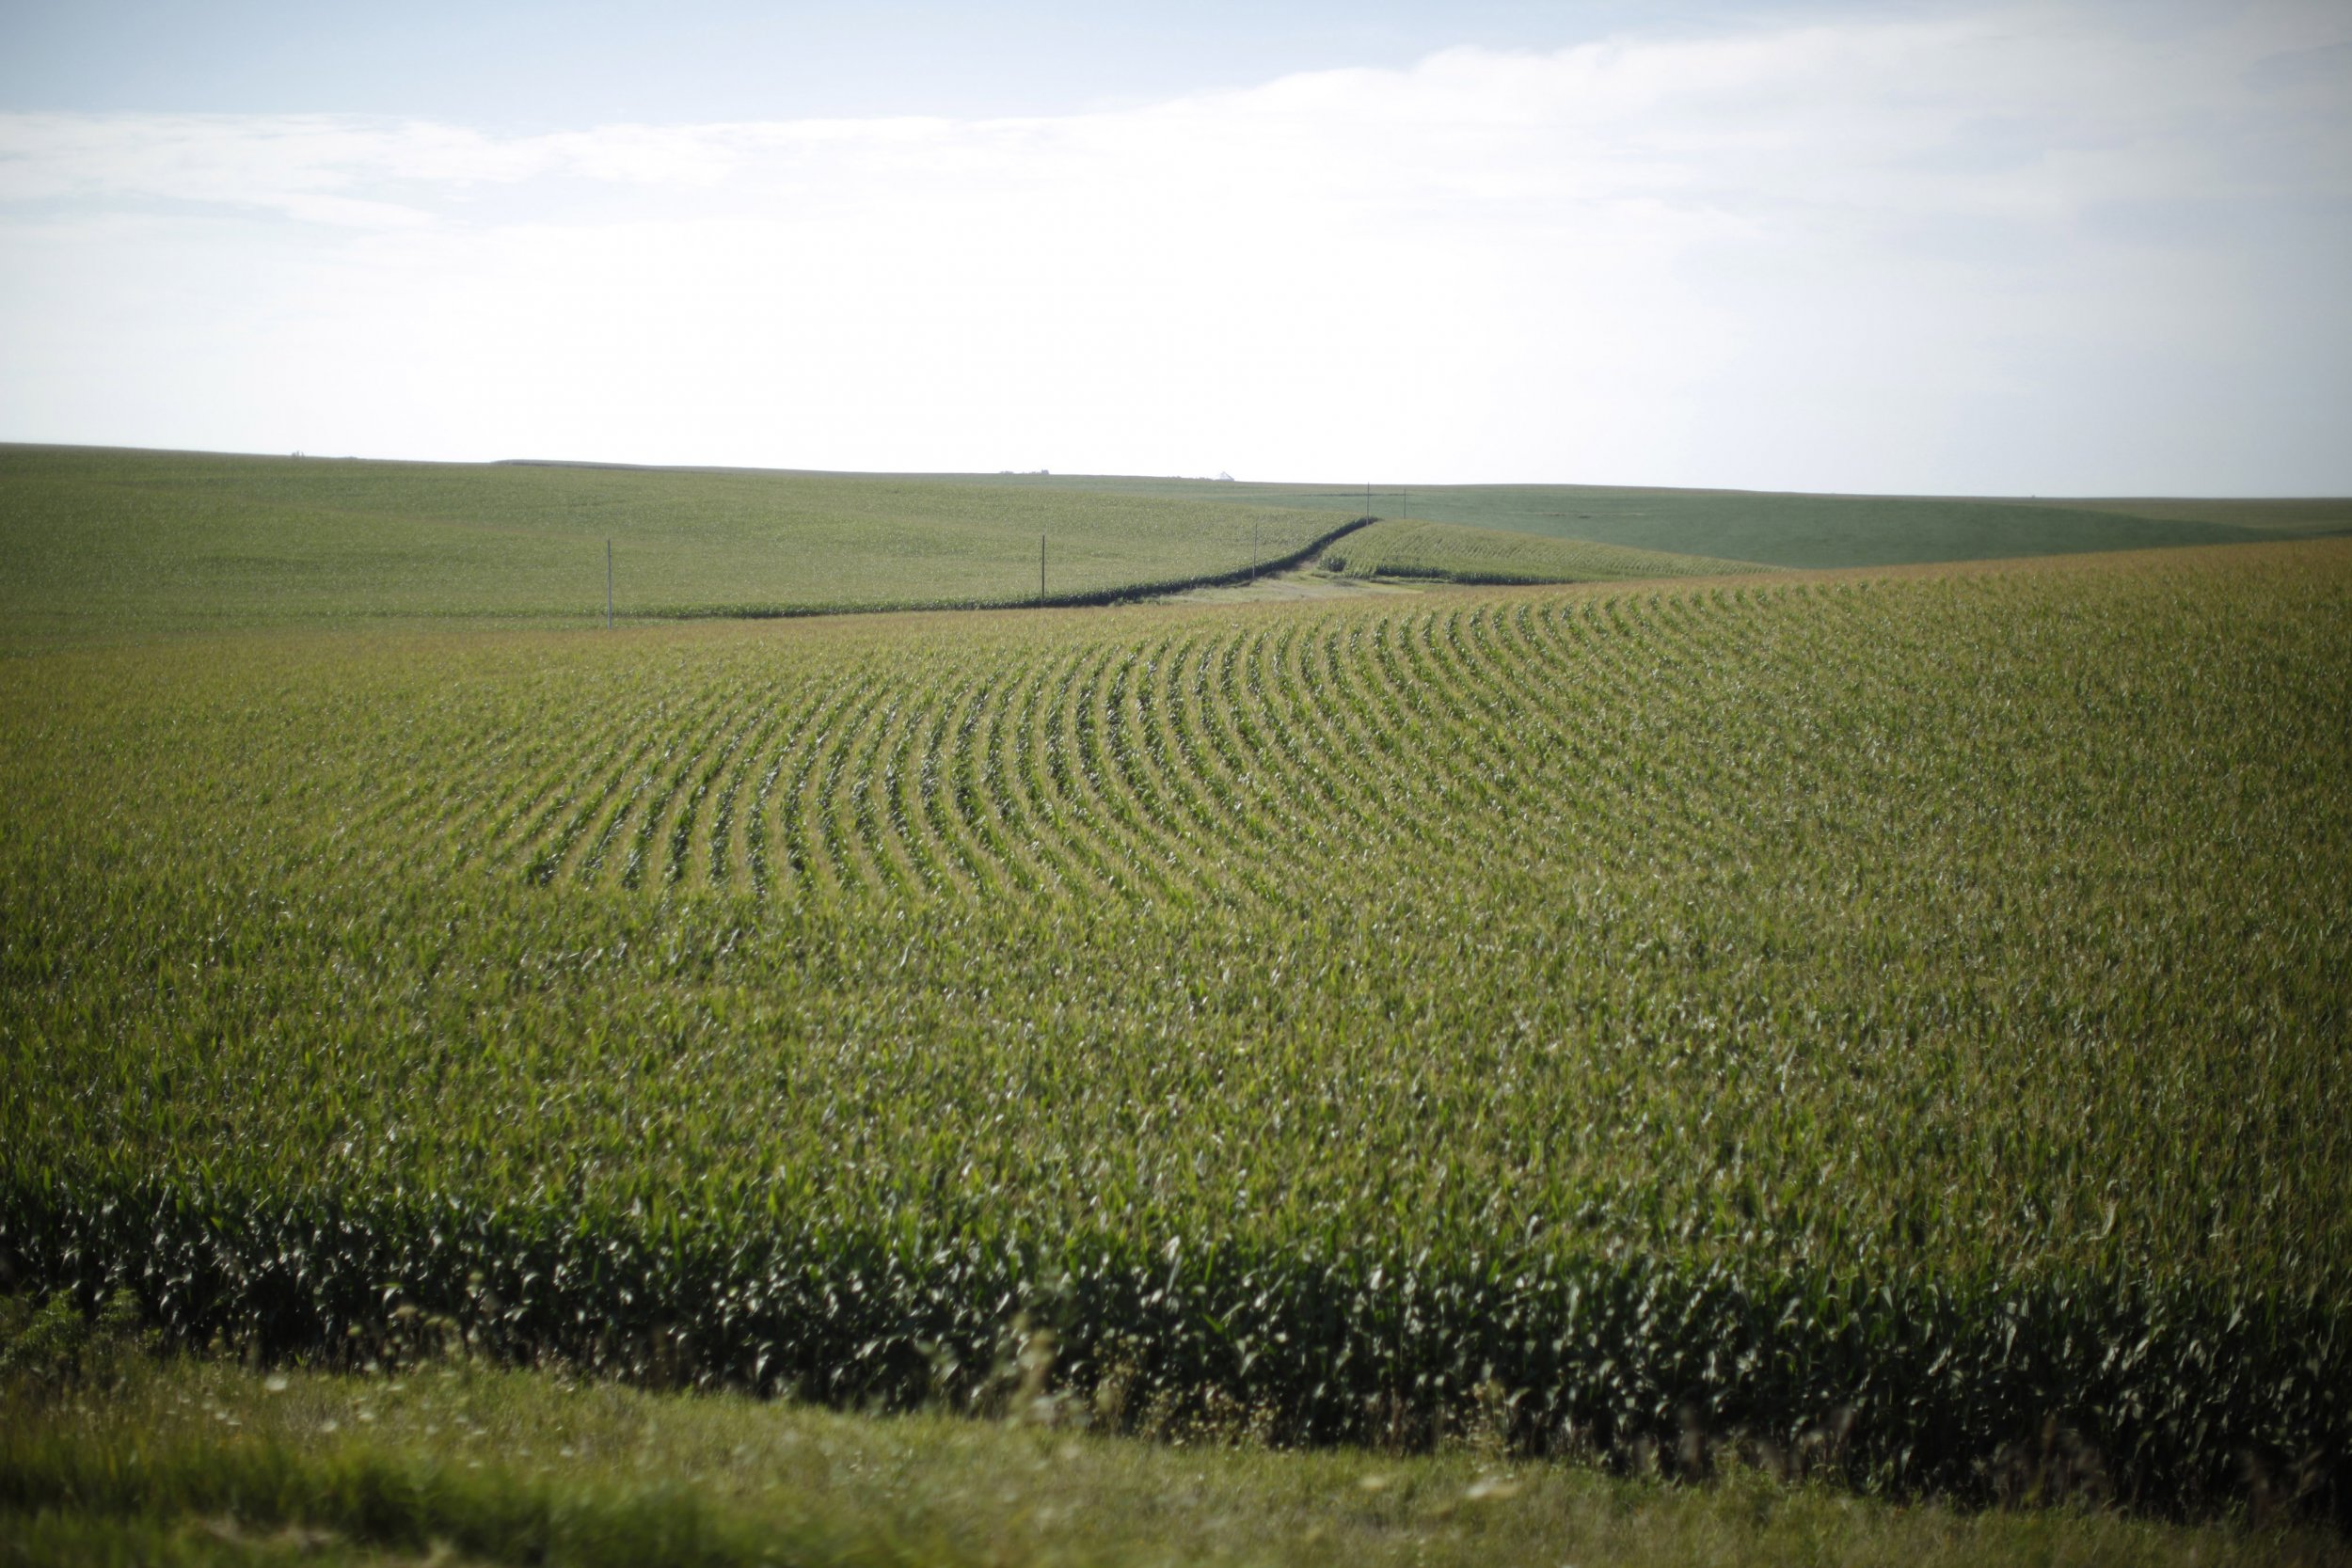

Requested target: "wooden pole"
[
  {"left": 606, "top": 540, "right": 612, "bottom": 629},
  {"left": 1040, "top": 533, "right": 1046, "bottom": 603}
]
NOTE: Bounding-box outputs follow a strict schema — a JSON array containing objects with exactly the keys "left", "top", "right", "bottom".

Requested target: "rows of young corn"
[
  {"left": 4, "top": 541, "right": 2348, "bottom": 1520},
  {"left": 385, "top": 580, "right": 1911, "bottom": 903}
]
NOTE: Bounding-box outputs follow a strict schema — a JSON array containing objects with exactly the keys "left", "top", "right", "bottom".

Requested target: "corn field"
[{"left": 4, "top": 539, "right": 2348, "bottom": 1521}]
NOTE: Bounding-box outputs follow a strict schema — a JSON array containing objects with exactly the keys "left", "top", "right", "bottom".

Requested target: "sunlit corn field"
[{"left": 4, "top": 537, "right": 2349, "bottom": 1521}]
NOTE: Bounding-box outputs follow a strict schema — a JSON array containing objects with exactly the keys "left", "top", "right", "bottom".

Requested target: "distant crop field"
[
  {"left": 978, "top": 472, "right": 2352, "bottom": 569},
  {"left": 5, "top": 536, "right": 2347, "bottom": 1519},
  {"left": 1323, "top": 517, "right": 1763, "bottom": 583},
  {"left": 0, "top": 445, "right": 1346, "bottom": 648}
]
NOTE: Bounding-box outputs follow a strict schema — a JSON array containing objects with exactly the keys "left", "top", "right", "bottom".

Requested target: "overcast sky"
[{"left": 2, "top": 0, "right": 2346, "bottom": 493}]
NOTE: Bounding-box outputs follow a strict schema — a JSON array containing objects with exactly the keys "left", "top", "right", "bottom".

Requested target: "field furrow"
[
  {"left": 619, "top": 688, "right": 755, "bottom": 892},
  {"left": 702, "top": 690, "right": 800, "bottom": 891},
  {"left": 771, "top": 676, "right": 882, "bottom": 903}
]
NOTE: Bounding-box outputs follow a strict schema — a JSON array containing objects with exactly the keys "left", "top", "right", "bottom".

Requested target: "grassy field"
[
  {"left": 0, "top": 445, "right": 1349, "bottom": 648},
  {"left": 8, "top": 1312, "right": 2337, "bottom": 1567},
  {"left": 15, "top": 444, "right": 2344, "bottom": 654},
  {"left": 1321, "top": 518, "right": 1763, "bottom": 583},
  {"left": 968, "top": 472, "right": 2352, "bottom": 568},
  {"left": 5, "top": 525, "right": 2347, "bottom": 1531}
]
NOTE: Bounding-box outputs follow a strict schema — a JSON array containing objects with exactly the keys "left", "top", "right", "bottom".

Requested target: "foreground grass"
[{"left": 6, "top": 1345, "right": 2341, "bottom": 1568}]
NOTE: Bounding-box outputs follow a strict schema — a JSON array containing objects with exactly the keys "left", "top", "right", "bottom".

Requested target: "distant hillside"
[
  {"left": 0, "top": 445, "right": 1347, "bottom": 648},
  {"left": 1323, "top": 517, "right": 1765, "bottom": 582},
  {"left": 958, "top": 473, "right": 2352, "bottom": 570}
]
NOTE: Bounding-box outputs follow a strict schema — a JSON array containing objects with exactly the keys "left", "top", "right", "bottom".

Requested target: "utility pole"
[
  {"left": 606, "top": 540, "right": 613, "bottom": 629},
  {"left": 1252, "top": 516, "right": 1260, "bottom": 581},
  {"left": 1040, "top": 532, "right": 1046, "bottom": 603}
]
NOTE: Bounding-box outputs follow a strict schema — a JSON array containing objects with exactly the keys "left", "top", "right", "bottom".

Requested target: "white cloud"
[{"left": 2, "top": 1, "right": 2347, "bottom": 491}]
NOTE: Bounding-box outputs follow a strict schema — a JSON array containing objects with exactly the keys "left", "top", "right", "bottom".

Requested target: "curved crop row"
[{"left": 418, "top": 578, "right": 1837, "bottom": 907}]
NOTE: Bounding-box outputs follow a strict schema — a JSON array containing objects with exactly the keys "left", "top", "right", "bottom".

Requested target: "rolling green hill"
[
  {"left": 967, "top": 472, "right": 2352, "bottom": 569},
  {"left": 1322, "top": 517, "right": 1764, "bottom": 583},
  {"left": 0, "top": 445, "right": 1347, "bottom": 649},
  {"left": 15, "top": 446, "right": 2345, "bottom": 658}
]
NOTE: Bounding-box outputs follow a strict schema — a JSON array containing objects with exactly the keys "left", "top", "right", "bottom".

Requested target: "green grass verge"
[
  {"left": 3, "top": 1327, "right": 2338, "bottom": 1566},
  {"left": 1321, "top": 518, "right": 1764, "bottom": 582}
]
